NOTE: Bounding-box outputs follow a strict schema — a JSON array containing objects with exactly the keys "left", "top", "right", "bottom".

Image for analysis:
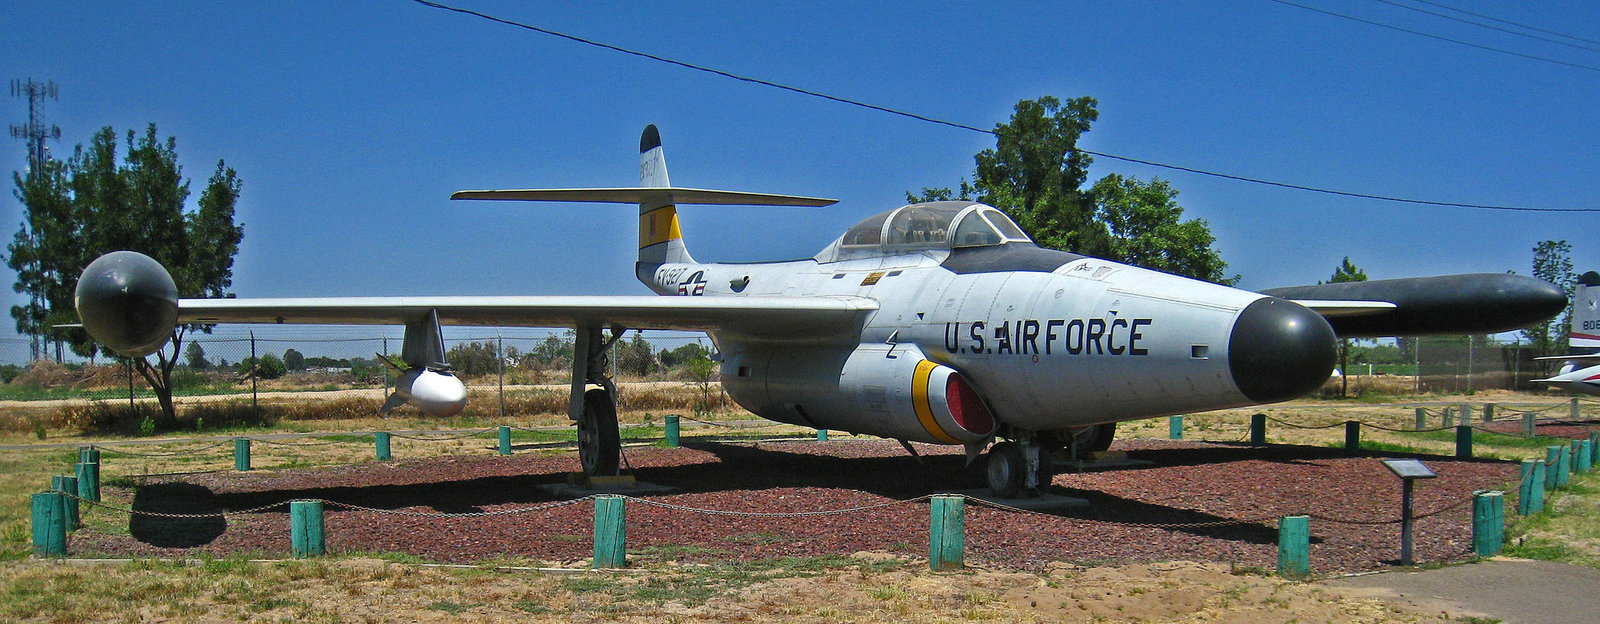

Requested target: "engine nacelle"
[
  {"left": 722, "top": 343, "right": 996, "bottom": 445},
  {"left": 75, "top": 251, "right": 180, "bottom": 358}
]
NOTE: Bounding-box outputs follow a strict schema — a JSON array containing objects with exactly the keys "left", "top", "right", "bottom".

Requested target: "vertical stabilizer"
[
  {"left": 1573, "top": 271, "right": 1600, "bottom": 351},
  {"left": 637, "top": 125, "right": 694, "bottom": 273}
]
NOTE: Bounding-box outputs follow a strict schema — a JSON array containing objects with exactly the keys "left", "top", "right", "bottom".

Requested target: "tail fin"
[
  {"left": 1573, "top": 271, "right": 1600, "bottom": 351},
  {"left": 637, "top": 124, "right": 695, "bottom": 267}
]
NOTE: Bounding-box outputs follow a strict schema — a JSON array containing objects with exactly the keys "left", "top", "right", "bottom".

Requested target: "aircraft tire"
[
  {"left": 985, "top": 441, "right": 1025, "bottom": 499},
  {"left": 579, "top": 388, "right": 621, "bottom": 476},
  {"left": 1087, "top": 423, "right": 1117, "bottom": 453}
]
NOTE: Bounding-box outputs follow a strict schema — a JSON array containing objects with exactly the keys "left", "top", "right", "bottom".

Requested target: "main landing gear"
[
  {"left": 985, "top": 436, "right": 1053, "bottom": 499},
  {"left": 985, "top": 424, "right": 1117, "bottom": 498},
  {"left": 571, "top": 326, "right": 624, "bottom": 477}
]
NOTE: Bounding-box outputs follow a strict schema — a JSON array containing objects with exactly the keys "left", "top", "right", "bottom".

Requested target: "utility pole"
[{"left": 10, "top": 78, "right": 62, "bottom": 362}]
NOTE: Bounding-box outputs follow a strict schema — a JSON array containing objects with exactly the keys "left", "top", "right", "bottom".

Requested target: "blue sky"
[{"left": 3, "top": 1, "right": 1597, "bottom": 346}]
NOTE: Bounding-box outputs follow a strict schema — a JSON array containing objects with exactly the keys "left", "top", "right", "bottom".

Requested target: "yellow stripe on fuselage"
[
  {"left": 639, "top": 205, "right": 683, "bottom": 249},
  {"left": 912, "top": 360, "right": 961, "bottom": 444}
]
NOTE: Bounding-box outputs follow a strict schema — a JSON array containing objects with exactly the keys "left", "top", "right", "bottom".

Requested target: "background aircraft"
[
  {"left": 1535, "top": 271, "right": 1600, "bottom": 396},
  {"left": 75, "top": 126, "right": 1565, "bottom": 497}
]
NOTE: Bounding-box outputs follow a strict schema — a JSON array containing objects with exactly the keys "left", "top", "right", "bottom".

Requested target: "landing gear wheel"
[
  {"left": 578, "top": 388, "right": 620, "bottom": 476},
  {"left": 1065, "top": 423, "right": 1117, "bottom": 459},
  {"left": 986, "top": 441, "right": 1025, "bottom": 499}
]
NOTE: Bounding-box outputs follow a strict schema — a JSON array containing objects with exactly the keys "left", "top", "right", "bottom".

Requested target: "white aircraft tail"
[
  {"left": 637, "top": 124, "right": 694, "bottom": 267},
  {"left": 1573, "top": 271, "right": 1600, "bottom": 352},
  {"left": 448, "top": 124, "right": 836, "bottom": 288}
]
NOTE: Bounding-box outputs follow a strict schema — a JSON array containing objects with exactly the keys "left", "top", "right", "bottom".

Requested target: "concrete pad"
[
  {"left": 953, "top": 489, "right": 1090, "bottom": 512},
  {"left": 1321, "top": 558, "right": 1600, "bottom": 624}
]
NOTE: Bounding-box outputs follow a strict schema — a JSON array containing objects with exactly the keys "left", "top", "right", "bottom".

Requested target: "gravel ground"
[{"left": 71, "top": 437, "right": 1527, "bottom": 573}]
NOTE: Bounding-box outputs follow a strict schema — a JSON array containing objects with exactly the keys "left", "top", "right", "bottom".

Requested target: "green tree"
[
  {"left": 1090, "top": 174, "right": 1232, "bottom": 284},
  {"left": 529, "top": 330, "right": 574, "bottom": 370},
  {"left": 283, "top": 348, "right": 305, "bottom": 371},
  {"left": 445, "top": 341, "right": 501, "bottom": 377},
  {"left": 7, "top": 124, "right": 245, "bottom": 426},
  {"left": 616, "top": 332, "right": 657, "bottom": 378},
  {"left": 1327, "top": 256, "right": 1368, "bottom": 398},
  {"left": 256, "top": 353, "right": 286, "bottom": 380},
  {"left": 183, "top": 341, "right": 210, "bottom": 370},
  {"left": 1522, "top": 241, "right": 1575, "bottom": 371},
  {"left": 910, "top": 96, "right": 1233, "bottom": 283}
]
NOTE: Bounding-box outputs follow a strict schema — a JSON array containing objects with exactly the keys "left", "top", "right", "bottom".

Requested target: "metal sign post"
[{"left": 1381, "top": 459, "right": 1437, "bottom": 566}]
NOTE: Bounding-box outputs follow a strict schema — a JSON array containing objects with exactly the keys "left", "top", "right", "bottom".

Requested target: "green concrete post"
[
  {"left": 1483, "top": 403, "right": 1495, "bottom": 422},
  {"left": 1518, "top": 459, "right": 1543, "bottom": 515},
  {"left": 1574, "top": 440, "right": 1591, "bottom": 474},
  {"left": 1442, "top": 407, "right": 1454, "bottom": 428},
  {"left": 664, "top": 415, "right": 680, "bottom": 447},
  {"left": 1460, "top": 403, "right": 1473, "bottom": 424},
  {"left": 498, "top": 426, "right": 512, "bottom": 455},
  {"left": 1571, "top": 398, "right": 1581, "bottom": 421},
  {"left": 1543, "top": 447, "right": 1560, "bottom": 490},
  {"left": 929, "top": 495, "right": 966, "bottom": 571},
  {"left": 1344, "top": 421, "right": 1360, "bottom": 455},
  {"left": 1277, "top": 515, "right": 1310, "bottom": 579},
  {"left": 592, "top": 495, "right": 626, "bottom": 569},
  {"left": 75, "top": 462, "right": 98, "bottom": 504},
  {"left": 78, "top": 446, "right": 99, "bottom": 466},
  {"left": 1250, "top": 413, "right": 1266, "bottom": 446},
  {"left": 1472, "top": 491, "right": 1503, "bottom": 557},
  {"left": 1455, "top": 426, "right": 1473, "bottom": 459},
  {"left": 51, "top": 475, "right": 78, "bottom": 530},
  {"left": 1414, "top": 408, "right": 1425, "bottom": 431},
  {"left": 1592, "top": 433, "right": 1600, "bottom": 465},
  {"left": 375, "top": 432, "right": 392, "bottom": 461},
  {"left": 817, "top": 429, "right": 828, "bottom": 441},
  {"left": 1522, "top": 412, "right": 1536, "bottom": 437},
  {"left": 1169, "top": 415, "right": 1183, "bottom": 440},
  {"left": 1557, "top": 445, "right": 1571, "bottom": 488},
  {"left": 290, "top": 500, "right": 325, "bottom": 558},
  {"left": 234, "top": 438, "right": 251, "bottom": 471},
  {"left": 31, "top": 491, "right": 67, "bottom": 557},
  {"left": 1583, "top": 440, "right": 1596, "bottom": 474}
]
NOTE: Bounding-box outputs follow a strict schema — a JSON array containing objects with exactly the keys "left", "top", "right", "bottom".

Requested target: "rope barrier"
[
  {"left": 251, "top": 438, "right": 350, "bottom": 447},
  {"left": 388, "top": 429, "right": 498, "bottom": 442},
  {"left": 94, "top": 441, "right": 233, "bottom": 458},
  {"left": 1264, "top": 416, "right": 1346, "bottom": 430}
]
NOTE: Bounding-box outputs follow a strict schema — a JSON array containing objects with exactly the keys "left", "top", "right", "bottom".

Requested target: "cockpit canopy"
[{"left": 815, "top": 202, "right": 1032, "bottom": 262}]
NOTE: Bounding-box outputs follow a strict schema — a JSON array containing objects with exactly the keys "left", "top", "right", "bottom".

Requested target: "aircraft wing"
[
  {"left": 1533, "top": 353, "right": 1600, "bottom": 362},
  {"left": 1260, "top": 273, "right": 1566, "bottom": 338},
  {"left": 179, "top": 295, "right": 877, "bottom": 344}
]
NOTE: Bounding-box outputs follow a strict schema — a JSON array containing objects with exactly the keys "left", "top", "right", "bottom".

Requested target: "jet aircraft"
[
  {"left": 1534, "top": 270, "right": 1600, "bottom": 396},
  {"left": 75, "top": 125, "right": 1566, "bottom": 497}
]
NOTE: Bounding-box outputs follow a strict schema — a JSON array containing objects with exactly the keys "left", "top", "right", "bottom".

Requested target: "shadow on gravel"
[{"left": 130, "top": 483, "right": 227, "bottom": 547}]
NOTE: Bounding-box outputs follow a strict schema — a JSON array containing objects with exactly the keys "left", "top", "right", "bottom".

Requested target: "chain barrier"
[
  {"left": 324, "top": 496, "right": 598, "bottom": 518},
  {"left": 626, "top": 494, "right": 930, "bottom": 518},
  {"left": 963, "top": 495, "right": 1279, "bottom": 529},
  {"left": 1306, "top": 495, "right": 1476, "bottom": 526},
  {"left": 60, "top": 491, "right": 291, "bottom": 519},
  {"left": 252, "top": 437, "right": 351, "bottom": 447},
  {"left": 677, "top": 415, "right": 784, "bottom": 430},
  {"left": 94, "top": 441, "right": 234, "bottom": 458},
  {"left": 389, "top": 429, "right": 498, "bottom": 442},
  {"left": 1263, "top": 416, "right": 1346, "bottom": 430}
]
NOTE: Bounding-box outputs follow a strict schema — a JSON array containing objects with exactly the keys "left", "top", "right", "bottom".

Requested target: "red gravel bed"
[{"left": 70, "top": 438, "right": 1529, "bottom": 573}]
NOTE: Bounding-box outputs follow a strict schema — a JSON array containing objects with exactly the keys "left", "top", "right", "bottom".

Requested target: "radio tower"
[
  {"left": 11, "top": 78, "right": 62, "bottom": 361},
  {"left": 11, "top": 78, "right": 61, "bottom": 173}
]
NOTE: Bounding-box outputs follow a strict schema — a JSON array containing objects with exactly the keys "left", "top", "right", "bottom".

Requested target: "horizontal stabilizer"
[
  {"left": 1260, "top": 273, "right": 1566, "bottom": 337},
  {"left": 451, "top": 187, "right": 836, "bottom": 207},
  {"left": 1534, "top": 353, "right": 1600, "bottom": 362}
]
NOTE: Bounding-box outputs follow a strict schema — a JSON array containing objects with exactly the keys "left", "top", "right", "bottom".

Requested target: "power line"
[
  {"left": 1371, "top": 0, "right": 1600, "bottom": 54},
  {"left": 411, "top": 0, "right": 1599, "bottom": 214},
  {"left": 1407, "top": 0, "right": 1600, "bottom": 47},
  {"left": 1267, "top": 0, "right": 1600, "bottom": 73}
]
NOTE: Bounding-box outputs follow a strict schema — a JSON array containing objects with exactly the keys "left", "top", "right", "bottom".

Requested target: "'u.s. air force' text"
[{"left": 944, "top": 318, "right": 1153, "bottom": 356}]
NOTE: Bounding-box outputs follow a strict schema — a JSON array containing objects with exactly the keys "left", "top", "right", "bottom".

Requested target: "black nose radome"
[
  {"left": 75, "top": 251, "right": 179, "bottom": 358},
  {"left": 1229, "top": 297, "right": 1338, "bottom": 404}
]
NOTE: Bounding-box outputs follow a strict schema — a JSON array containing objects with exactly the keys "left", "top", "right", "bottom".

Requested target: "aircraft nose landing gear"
[{"left": 985, "top": 437, "right": 1053, "bottom": 499}]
